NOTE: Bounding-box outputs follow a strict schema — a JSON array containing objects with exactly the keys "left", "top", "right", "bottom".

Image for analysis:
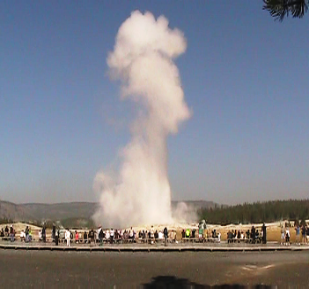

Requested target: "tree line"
[{"left": 198, "top": 199, "right": 309, "bottom": 225}]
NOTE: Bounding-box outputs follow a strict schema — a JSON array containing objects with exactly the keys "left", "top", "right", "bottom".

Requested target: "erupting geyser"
[{"left": 93, "top": 11, "right": 191, "bottom": 228}]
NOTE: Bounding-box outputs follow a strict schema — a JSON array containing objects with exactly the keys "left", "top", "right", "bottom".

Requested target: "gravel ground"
[{"left": 0, "top": 250, "right": 308, "bottom": 288}]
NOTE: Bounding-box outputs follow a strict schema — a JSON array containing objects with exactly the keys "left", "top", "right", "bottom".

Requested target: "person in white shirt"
[
  {"left": 129, "top": 227, "right": 133, "bottom": 242},
  {"left": 65, "top": 229, "right": 71, "bottom": 247},
  {"left": 217, "top": 232, "right": 221, "bottom": 243},
  {"left": 105, "top": 230, "right": 110, "bottom": 242},
  {"left": 110, "top": 228, "right": 115, "bottom": 244},
  {"left": 20, "top": 230, "right": 25, "bottom": 242}
]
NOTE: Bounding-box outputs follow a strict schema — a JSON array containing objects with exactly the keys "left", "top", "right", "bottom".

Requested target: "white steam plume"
[{"left": 93, "top": 11, "right": 191, "bottom": 228}]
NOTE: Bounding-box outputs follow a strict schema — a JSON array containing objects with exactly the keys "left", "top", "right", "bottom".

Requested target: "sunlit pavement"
[{"left": 1, "top": 249, "right": 309, "bottom": 288}]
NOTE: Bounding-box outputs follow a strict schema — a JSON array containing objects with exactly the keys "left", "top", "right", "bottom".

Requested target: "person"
[
  {"left": 285, "top": 227, "right": 290, "bottom": 245},
  {"left": 280, "top": 226, "right": 285, "bottom": 245},
  {"left": 163, "top": 227, "right": 168, "bottom": 246},
  {"left": 110, "top": 228, "right": 115, "bottom": 244},
  {"left": 75, "top": 231, "right": 79, "bottom": 243},
  {"left": 88, "top": 229, "right": 95, "bottom": 245},
  {"left": 301, "top": 225, "right": 306, "bottom": 244},
  {"left": 129, "top": 227, "right": 134, "bottom": 242},
  {"left": 20, "top": 230, "right": 25, "bottom": 242},
  {"left": 198, "top": 226, "right": 203, "bottom": 240},
  {"left": 4, "top": 226, "right": 9, "bottom": 237},
  {"left": 250, "top": 226, "right": 256, "bottom": 243},
  {"left": 115, "top": 230, "right": 119, "bottom": 241},
  {"left": 154, "top": 230, "right": 158, "bottom": 240},
  {"left": 84, "top": 231, "right": 88, "bottom": 243},
  {"left": 28, "top": 227, "right": 32, "bottom": 242},
  {"left": 65, "top": 229, "right": 71, "bottom": 247},
  {"left": 181, "top": 229, "right": 185, "bottom": 239},
  {"left": 255, "top": 229, "right": 261, "bottom": 243},
  {"left": 246, "top": 230, "right": 250, "bottom": 240},
  {"left": 52, "top": 225, "right": 56, "bottom": 242},
  {"left": 105, "top": 230, "right": 110, "bottom": 243},
  {"left": 25, "top": 226, "right": 29, "bottom": 242},
  {"left": 9, "top": 225, "right": 15, "bottom": 242},
  {"left": 192, "top": 229, "right": 196, "bottom": 239},
  {"left": 295, "top": 225, "right": 300, "bottom": 245},
  {"left": 42, "top": 226, "right": 46, "bottom": 243},
  {"left": 227, "top": 230, "right": 233, "bottom": 244},
  {"left": 98, "top": 227, "right": 104, "bottom": 245},
  {"left": 217, "top": 232, "right": 221, "bottom": 243},
  {"left": 185, "top": 229, "right": 190, "bottom": 239},
  {"left": 262, "top": 223, "right": 267, "bottom": 244},
  {"left": 55, "top": 228, "right": 59, "bottom": 246},
  {"left": 150, "top": 226, "right": 154, "bottom": 244}
]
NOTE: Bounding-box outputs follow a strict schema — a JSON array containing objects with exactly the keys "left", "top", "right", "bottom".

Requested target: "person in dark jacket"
[
  {"left": 262, "top": 223, "right": 267, "bottom": 244},
  {"left": 163, "top": 227, "right": 168, "bottom": 246}
]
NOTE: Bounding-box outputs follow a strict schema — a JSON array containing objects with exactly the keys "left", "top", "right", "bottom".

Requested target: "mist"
[{"left": 93, "top": 11, "right": 191, "bottom": 228}]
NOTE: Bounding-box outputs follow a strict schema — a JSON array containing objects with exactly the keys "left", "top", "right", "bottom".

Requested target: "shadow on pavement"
[{"left": 142, "top": 275, "right": 272, "bottom": 289}]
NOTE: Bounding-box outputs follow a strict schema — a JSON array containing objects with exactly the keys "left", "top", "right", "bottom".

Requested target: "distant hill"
[
  {"left": 0, "top": 200, "right": 35, "bottom": 221},
  {"left": 0, "top": 200, "right": 219, "bottom": 223},
  {"left": 21, "top": 202, "right": 99, "bottom": 221}
]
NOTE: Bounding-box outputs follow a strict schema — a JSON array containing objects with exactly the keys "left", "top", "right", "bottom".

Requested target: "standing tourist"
[
  {"left": 280, "top": 226, "right": 285, "bottom": 245},
  {"left": 52, "top": 225, "right": 56, "bottom": 242},
  {"left": 262, "top": 223, "right": 267, "bottom": 244},
  {"left": 129, "top": 227, "right": 133, "bottom": 242},
  {"left": 75, "top": 231, "right": 79, "bottom": 243},
  {"left": 9, "top": 225, "right": 15, "bottom": 242},
  {"left": 295, "top": 225, "right": 300, "bottom": 245},
  {"left": 217, "top": 232, "right": 221, "bottom": 243},
  {"left": 163, "top": 227, "right": 168, "bottom": 246},
  {"left": 42, "top": 226, "right": 46, "bottom": 243},
  {"left": 4, "top": 226, "right": 9, "bottom": 237},
  {"left": 88, "top": 229, "right": 95, "bottom": 245},
  {"left": 110, "top": 228, "right": 115, "bottom": 244},
  {"left": 301, "top": 225, "right": 306, "bottom": 244},
  {"left": 65, "top": 229, "right": 71, "bottom": 247},
  {"left": 285, "top": 227, "right": 290, "bottom": 245},
  {"left": 28, "top": 227, "right": 32, "bottom": 242}
]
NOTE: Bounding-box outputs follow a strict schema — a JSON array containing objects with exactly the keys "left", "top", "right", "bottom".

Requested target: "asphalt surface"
[{"left": 0, "top": 250, "right": 308, "bottom": 288}]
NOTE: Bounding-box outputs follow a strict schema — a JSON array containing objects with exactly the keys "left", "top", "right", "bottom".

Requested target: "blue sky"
[{"left": 1, "top": 1, "right": 308, "bottom": 204}]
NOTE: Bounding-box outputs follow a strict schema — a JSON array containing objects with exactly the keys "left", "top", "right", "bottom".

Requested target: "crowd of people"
[
  {"left": 0, "top": 225, "right": 16, "bottom": 242},
  {"left": 281, "top": 224, "right": 309, "bottom": 245},
  {"left": 1, "top": 223, "right": 309, "bottom": 246},
  {"left": 226, "top": 224, "right": 266, "bottom": 244},
  {"left": 60, "top": 226, "right": 172, "bottom": 247}
]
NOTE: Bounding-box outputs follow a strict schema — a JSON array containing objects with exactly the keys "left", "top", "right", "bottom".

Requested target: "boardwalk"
[{"left": 1, "top": 239, "right": 309, "bottom": 252}]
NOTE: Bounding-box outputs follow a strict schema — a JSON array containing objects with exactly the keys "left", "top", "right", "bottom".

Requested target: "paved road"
[{"left": 1, "top": 250, "right": 308, "bottom": 288}]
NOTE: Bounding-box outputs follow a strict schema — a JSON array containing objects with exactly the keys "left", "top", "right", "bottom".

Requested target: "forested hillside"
[{"left": 199, "top": 199, "right": 309, "bottom": 225}]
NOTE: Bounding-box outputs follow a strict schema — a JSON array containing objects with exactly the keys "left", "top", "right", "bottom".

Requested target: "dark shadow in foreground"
[{"left": 142, "top": 275, "right": 272, "bottom": 289}]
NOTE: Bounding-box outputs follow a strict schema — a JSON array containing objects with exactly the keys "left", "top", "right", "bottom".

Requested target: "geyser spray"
[{"left": 93, "top": 11, "right": 191, "bottom": 228}]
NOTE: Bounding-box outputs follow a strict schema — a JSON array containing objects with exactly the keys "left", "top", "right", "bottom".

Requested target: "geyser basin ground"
[{"left": 1, "top": 250, "right": 309, "bottom": 287}]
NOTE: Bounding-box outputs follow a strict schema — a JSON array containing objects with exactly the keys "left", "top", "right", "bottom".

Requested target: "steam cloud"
[{"left": 93, "top": 11, "right": 191, "bottom": 228}]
